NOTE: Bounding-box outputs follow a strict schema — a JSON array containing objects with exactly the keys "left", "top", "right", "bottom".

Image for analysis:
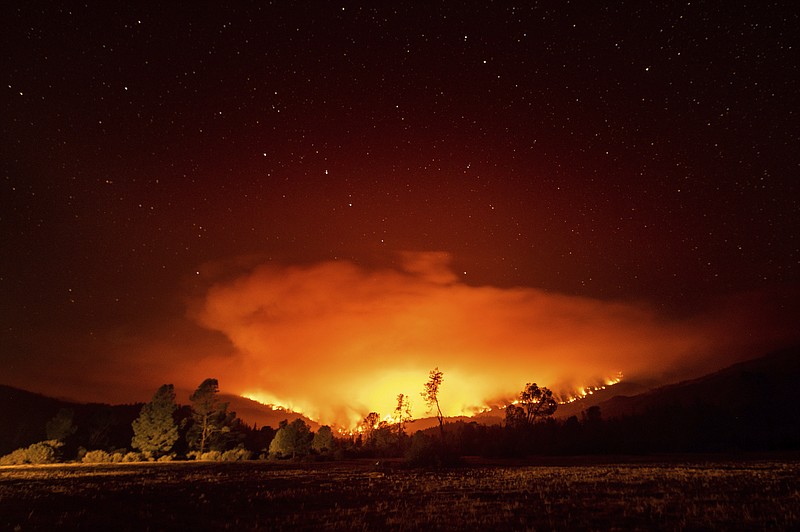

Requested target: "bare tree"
[{"left": 421, "top": 367, "right": 445, "bottom": 439}]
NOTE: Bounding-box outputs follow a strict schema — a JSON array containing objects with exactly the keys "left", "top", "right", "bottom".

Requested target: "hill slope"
[
  {"left": 596, "top": 346, "right": 800, "bottom": 420},
  {"left": 0, "top": 385, "right": 141, "bottom": 456},
  {"left": 0, "top": 385, "right": 72, "bottom": 454},
  {"left": 219, "top": 394, "right": 318, "bottom": 430}
]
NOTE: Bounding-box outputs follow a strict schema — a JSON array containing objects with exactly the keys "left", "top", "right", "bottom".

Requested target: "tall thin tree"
[
  {"left": 393, "top": 393, "right": 412, "bottom": 443},
  {"left": 421, "top": 367, "right": 445, "bottom": 439}
]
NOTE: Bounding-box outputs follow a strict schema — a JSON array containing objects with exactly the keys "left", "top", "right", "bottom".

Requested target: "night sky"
[{"left": 2, "top": 3, "right": 798, "bottom": 425}]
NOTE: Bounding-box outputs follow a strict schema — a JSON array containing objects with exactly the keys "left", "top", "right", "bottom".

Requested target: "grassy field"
[{"left": 1, "top": 456, "right": 799, "bottom": 530}]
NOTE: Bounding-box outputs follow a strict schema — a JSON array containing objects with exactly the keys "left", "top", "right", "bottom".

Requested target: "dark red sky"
[{"left": 2, "top": 3, "right": 798, "bottom": 425}]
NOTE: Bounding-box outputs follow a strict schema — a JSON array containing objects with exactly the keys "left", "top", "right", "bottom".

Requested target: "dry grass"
[{"left": 1, "top": 457, "right": 799, "bottom": 530}]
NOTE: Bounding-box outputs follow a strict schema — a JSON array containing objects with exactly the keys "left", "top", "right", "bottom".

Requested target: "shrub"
[
  {"left": 82, "top": 450, "right": 113, "bottom": 463},
  {"left": 221, "top": 448, "right": 252, "bottom": 461},
  {"left": 157, "top": 454, "right": 174, "bottom": 462},
  {"left": 27, "top": 441, "right": 62, "bottom": 464},
  {"left": 123, "top": 452, "right": 143, "bottom": 462},
  {"left": 197, "top": 450, "right": 223, "bottom": 461},
  {"left": 0, "top": 448, "right": 30, "bottom": 466},
  {"left": 186, "top": 448, "right": 252, "bottom": 461},
  {"left": 0, "top": 440, "right": 62, "bottom": 465}
]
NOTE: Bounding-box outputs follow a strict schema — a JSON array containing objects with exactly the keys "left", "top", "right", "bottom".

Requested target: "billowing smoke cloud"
[{"left": 193, "top": 252, "right": 798, "bottom": 428}]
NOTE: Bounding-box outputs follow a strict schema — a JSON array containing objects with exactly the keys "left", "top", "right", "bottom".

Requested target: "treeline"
[
  {"left": 0, "top": 378, "right": 275, "bottom": 465},
  {"left": 0, "top": 372, "right": 558, "bottom": 465},
  {"left": 3, "top": 366, "right": 799, "bottom": 466}
]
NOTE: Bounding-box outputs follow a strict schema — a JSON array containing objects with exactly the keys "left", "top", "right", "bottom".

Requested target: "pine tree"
[
  {"left": 188, "top": 378, "right": 231, "bottom": 454},
  {"left": 131, "top": 384, "right": 179, "bottom": 457}
]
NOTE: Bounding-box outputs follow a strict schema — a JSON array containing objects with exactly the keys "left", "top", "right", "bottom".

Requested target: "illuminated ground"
[{"left": 1, "top": 456, "right": 798, "bottom": 530}]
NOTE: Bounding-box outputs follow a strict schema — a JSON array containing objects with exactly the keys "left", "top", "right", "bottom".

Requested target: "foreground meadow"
[{"left": 1, "top": 457, "right": 799, "bottom": 530}]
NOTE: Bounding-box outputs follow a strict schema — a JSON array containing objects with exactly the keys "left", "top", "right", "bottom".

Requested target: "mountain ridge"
[{"left": 592, "top": 345, "right": 800, "bottom": 420}]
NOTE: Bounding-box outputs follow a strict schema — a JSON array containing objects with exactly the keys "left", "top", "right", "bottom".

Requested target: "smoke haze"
[{"left": 193, "top": 252, "right": 797, "bottom": 427}]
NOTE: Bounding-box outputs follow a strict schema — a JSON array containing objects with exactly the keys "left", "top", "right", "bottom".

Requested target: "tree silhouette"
[
  {"left": 504, "top": 404, "right": 528, "bottom": 429},
  {"left": 188, "top": 378, "right": 230, "bottom": 454},
  {"left": 45, "top": 408, "right": 76, "bottom": 443},
  {"left": 269, "top": 418, "right": 313, "bottom": 458},
  {"left": 312, "top": 425, "right": 334, "bottom": 454},
  {"left": 87, "top": 406, "right": 117, "bottom": 449},
  {"left": 421, "top": 367, "right": 445, "bottom": 439},
  {"left": 515, "top": 382, "right": 557, "bottom": 425},
  {"left": 393, "top": 393, "right": 412, "bottom": 444},
  {"left": 131, "top": 384, "right": 179, "bottom": 457},
  {"left": 360, "top": 411, "right": 381, "bottom": 443}
]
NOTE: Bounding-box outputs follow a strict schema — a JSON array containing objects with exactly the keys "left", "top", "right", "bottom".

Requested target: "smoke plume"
[{"left": 192, "top": 252, "right": 796, "bottom": 427}]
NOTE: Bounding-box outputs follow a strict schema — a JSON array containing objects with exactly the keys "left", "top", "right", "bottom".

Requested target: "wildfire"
[
  {"left": 194, "top": 254, "right": 728, "bottom": 429},
  {"left": 559, "top": 372, "right": 624, "bottom": 404},
  {"left": 241, "top": 391, "right": 303, "bottom": 413},
  {"left": 241, "top": 372, "right": 625, "bottom": 429}
]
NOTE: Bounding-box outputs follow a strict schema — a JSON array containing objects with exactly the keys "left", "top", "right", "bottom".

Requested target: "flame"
[
  {"left": 241, "top": 390, "right": 303, "bottom": 413},
  {"left": 240, "top": 368, "right": 498, "bottom": 428},
  {"left": 242, "top": 371, "right": 625, "bottom": 426},
  {"left": 558, "top": 373, "right": 624, "bottom": 404}
]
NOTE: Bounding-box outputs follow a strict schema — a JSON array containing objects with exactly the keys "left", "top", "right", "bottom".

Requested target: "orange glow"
[
  {"left": 559, "top": 376, "right": 623, "bottom": 404},
  {"left": 190, "top": 252, "right": 799, "bottom": 428}
]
